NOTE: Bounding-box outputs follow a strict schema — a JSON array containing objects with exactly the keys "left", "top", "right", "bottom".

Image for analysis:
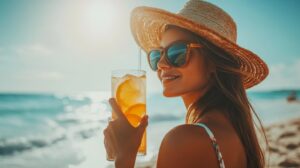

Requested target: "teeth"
[{"left": 162, "top": 76, "right": 178, "bottom": 80}]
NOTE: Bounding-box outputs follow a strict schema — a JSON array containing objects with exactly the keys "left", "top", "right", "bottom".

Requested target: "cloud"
[
  {"left": 15, "top": 43, "right": 52, "bottom": 56},
  {"left": 251, "top": 59, "right": 300, "bottom": 91}
]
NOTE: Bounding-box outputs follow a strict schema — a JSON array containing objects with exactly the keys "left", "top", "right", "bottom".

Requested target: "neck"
[
  {"left": 181, "top": 85, "right": 210, "bottom": 110},
  {"left": 181, "top": 90, "right": 205, "bottom": 124},
  {"left": 182, "top": 84, "right": 212, "bottom": 124}
]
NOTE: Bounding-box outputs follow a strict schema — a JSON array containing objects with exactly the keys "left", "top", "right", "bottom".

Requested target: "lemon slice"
[
  {"left": 125, "top": 103, "right": 146, "bottom": 116},
  {"left": 116, "top": 75, "right": 145, "bottom": 111},
  {"left": 125, "top": 114, "right": 142, "bottom": 127}
]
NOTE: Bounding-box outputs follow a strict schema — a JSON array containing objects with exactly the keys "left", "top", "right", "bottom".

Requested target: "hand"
[{"left": 103, "top": 98, "right": 148, "bottom": 167}]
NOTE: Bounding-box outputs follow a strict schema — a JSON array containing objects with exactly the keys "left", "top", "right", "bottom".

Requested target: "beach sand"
[{"left": 265, "top": 118, "right": 300, "bottom": 168}]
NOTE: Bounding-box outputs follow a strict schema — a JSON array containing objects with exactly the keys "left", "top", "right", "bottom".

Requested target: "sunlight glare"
[
  {"left": 68, "top": 0, "right": 120, "bottom": 49},
  {"left": 82, "top": 0, "right": 117, "bottom": 40}
]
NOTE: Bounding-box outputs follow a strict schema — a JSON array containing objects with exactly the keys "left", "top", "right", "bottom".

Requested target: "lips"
[{"left": 161, "top": 73, "right": 181, "bottom": 83}]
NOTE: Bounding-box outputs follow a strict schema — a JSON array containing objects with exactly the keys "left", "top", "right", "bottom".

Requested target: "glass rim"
[
  {"left": 111, "top": 69, "right": 146, "bottom": 74},
  {"left": 111, "top": 69, "right": 146, "bottom": 78}
]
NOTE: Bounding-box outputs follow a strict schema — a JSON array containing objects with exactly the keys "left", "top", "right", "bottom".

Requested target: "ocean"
[{"left": 0, "top": 90, "right": 300, "bottom": 168}]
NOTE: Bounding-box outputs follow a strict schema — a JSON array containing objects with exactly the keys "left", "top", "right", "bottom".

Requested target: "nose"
[{"left": 157, "top": 52, "right": 171, "bottom": 70}]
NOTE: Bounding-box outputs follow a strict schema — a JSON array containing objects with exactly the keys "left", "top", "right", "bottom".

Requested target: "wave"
[
  {"left": 0, "top": 135, "right": 66, "bottom": 156},
  {"left": 0, "top": 112, "right": 183, "bottom": 156},
  {"left": 0, "top": 93, "right": 91, "bottom": 116},
  {"left": 0, "top": 124, "right": 101, "bottom": 156}
]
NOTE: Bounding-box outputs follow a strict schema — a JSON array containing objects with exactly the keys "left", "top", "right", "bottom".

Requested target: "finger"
[
  {"left": 103, "top": 128, "right": 108, "bottom": 136},
  {"left": 104, "top": 133, "right": 113, "bottom": 157},
  {"left": 104, "top": 124, "right": 119, "bottom": 156},
  {"left": 108, "top": 125, "right": 119, "bottom": 151},
  {"left": 109, "top": 98, "right": 127, "bottom": 121},
  {"left": 138, "top": 115, "right": 148, "bottom": 132}
]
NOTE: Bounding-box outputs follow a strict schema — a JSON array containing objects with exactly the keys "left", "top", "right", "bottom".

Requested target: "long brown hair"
[{"left": 179, "top": 29, "right": 268, "bottom": 167}]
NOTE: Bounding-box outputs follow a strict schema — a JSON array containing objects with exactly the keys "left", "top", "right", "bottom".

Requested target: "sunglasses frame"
[{"left": 147, "top": 40, "right": 203, "bottom": 71}]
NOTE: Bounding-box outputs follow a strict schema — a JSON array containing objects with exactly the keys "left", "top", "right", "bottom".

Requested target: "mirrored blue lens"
[
  {"left": 167, "top": 43, "right": 187, "bottom": 67},
  {"left": 149, "top": 50, "right": 161, "bottom": 71}
]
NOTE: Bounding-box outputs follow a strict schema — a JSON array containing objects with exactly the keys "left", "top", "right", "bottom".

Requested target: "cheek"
[
  {"left": 181, "top": 57, "right": 211, "bottom": 88},
  {"left": 160, "top": 54, "right": 212, "bottom": 97},
  {"left": 182, "top": 72, "right": 206, "bottom": 92}
]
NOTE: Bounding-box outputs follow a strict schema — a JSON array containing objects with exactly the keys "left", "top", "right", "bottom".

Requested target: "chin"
[{"left": 162, "top": 89, "right": 181, "bottom": 97}]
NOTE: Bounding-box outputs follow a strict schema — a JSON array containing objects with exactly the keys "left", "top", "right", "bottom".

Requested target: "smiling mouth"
[{"left": 161, "top": 76, "right": 180, "bottom": 84}]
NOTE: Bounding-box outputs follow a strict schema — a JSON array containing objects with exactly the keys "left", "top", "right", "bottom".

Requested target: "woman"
[{"left": 103, "top": 0, "right": 269, "bottom": 167}]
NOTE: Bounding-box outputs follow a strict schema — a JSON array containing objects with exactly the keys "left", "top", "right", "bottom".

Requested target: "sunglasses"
[{"left": 147, "top": 41, "right": 203, "bottom": 71}]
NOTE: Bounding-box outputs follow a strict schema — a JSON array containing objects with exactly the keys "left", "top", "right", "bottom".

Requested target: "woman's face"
[{"left": 157, "top": 27, "right": 214, "bottom": 97}]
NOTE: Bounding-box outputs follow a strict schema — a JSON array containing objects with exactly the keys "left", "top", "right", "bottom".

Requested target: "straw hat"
[{"left": 130, "top": 0, "right": 269, "bottom": 89}]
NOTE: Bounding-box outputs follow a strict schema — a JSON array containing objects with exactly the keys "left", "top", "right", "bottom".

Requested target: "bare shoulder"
[{"left": 156, "top": 124, "right": 220, "bottom": 168}]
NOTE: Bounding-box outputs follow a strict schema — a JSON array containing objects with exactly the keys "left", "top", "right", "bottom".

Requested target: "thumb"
[{"left": 138, "top": 115, "right": 148, "bottom": 132}]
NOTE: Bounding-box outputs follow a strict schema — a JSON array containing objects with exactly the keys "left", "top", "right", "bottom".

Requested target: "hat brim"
[{"left": 130, "top": 6, "right": 269, "bottom": 89}]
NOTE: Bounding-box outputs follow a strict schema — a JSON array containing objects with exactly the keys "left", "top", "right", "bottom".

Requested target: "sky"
[{"left": 0, "top": 0, "right": 299, "bottom": 93}]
